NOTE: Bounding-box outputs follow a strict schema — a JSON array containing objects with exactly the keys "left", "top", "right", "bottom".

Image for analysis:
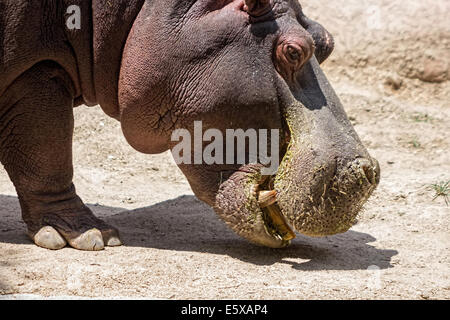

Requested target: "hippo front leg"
[{"left": 0, "top": 62, "right": 121, "bottom": 250}]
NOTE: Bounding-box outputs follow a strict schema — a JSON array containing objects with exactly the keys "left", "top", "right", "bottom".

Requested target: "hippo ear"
[
  {"left": 299, "top": 15, "right": 335, "bottom": 64},
  {"left": 244, "top": 0, "right": 272, "bottom": 17}
]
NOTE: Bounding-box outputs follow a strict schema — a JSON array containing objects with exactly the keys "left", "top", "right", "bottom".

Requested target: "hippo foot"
[{"left": 28, "top": 208, "right": 122, "bottom": 251}]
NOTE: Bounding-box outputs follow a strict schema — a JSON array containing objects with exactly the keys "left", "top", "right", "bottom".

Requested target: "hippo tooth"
[
  {"left": 258, "top": 190, "right": 278, "bottom": 208},
  {"left": 258, "top": 190, "right": 296, "bottom": 241},
  {"left": 265, "top": 205, "right": 296, "bottom": 241}
]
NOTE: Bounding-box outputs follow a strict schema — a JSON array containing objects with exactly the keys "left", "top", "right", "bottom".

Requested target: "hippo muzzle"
[{"left": 215, "top": 56, "right": 380, "bottom": 248}]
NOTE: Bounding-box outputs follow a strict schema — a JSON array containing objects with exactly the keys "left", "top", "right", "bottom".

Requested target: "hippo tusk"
[
  {"left": 258, "top": 190, "right": 296, "bottom": 241},
  {"left": 258, "top": 190, "right": 277, "bottom": 208}
]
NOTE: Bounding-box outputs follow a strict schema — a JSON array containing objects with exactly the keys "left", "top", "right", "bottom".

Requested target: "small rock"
[
  {"left": 385, "top": 74, "right": 403, "bottom": 90},
  {"left": 418, "top": 58, "right": 448, "bottom": 83}
]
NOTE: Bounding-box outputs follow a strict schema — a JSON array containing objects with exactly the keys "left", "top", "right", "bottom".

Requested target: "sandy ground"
[{"left": 1, "top": 0, "right": 449, "bottom": 299}]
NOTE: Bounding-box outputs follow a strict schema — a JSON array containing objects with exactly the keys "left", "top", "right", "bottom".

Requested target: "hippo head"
[{"left": 118, "top": 0, "right": 380, "bottom": 248}]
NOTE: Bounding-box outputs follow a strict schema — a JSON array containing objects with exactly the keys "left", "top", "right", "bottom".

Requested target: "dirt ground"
[{"left": 1, "top": 0, "right": 449, "bottom": 299}]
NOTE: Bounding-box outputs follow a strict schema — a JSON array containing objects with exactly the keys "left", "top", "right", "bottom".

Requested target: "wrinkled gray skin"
[{"left": 0, "top": 0, "right": 379, "bottom": 250}]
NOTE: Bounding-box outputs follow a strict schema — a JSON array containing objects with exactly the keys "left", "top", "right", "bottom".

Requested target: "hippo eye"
[
  {"left": 274, "top": 35, "right": 315, "bottom": 82},
  {"left": 285, "top": 45, "right": 303, "bottom": 64},
  {"left": 280, "top": 42, "right": 305, "bottom": 70}
]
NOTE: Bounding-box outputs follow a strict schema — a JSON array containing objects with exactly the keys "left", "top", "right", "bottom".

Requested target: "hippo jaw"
[
  {"left": 214, "top": 140, "right": 380, "bottom": 248},
  {"left": 214, "top": 156, "right": 379, "bottom": 249}
]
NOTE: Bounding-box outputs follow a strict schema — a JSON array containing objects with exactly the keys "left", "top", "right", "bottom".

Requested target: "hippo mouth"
[
  {"left": 214, "top": 111, "right": 380, "bottom": 248},
  {"left": 214, "top": 117, "right": 380, "bottom": 249},
  {"left": 244, "top": 152, "right": 379, "bottom": 247},
  {"left": 256, "top": 156, "right": 379, "bottom": 242}
]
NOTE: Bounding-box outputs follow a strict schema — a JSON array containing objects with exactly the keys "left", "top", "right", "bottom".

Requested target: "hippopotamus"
[{"left": 0, "top": 0, "right": 380, "bottom": 251}]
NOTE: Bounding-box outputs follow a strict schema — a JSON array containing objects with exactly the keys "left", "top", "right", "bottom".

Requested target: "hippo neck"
[{"left": 91, "top": 0, "right": 145, "bottom": 119}]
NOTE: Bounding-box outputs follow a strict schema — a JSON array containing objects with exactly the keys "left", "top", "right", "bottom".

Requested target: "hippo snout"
[
  {"left": 214, "top": 54, "right": 381, "bottom": 247},
  {"left": 274, "top": 155, "right": 380, "bottom": 238}
]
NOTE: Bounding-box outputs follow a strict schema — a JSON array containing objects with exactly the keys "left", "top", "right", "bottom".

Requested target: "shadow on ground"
[{"left": 0, "top": 194, "right": 398, "bottom": 272}]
